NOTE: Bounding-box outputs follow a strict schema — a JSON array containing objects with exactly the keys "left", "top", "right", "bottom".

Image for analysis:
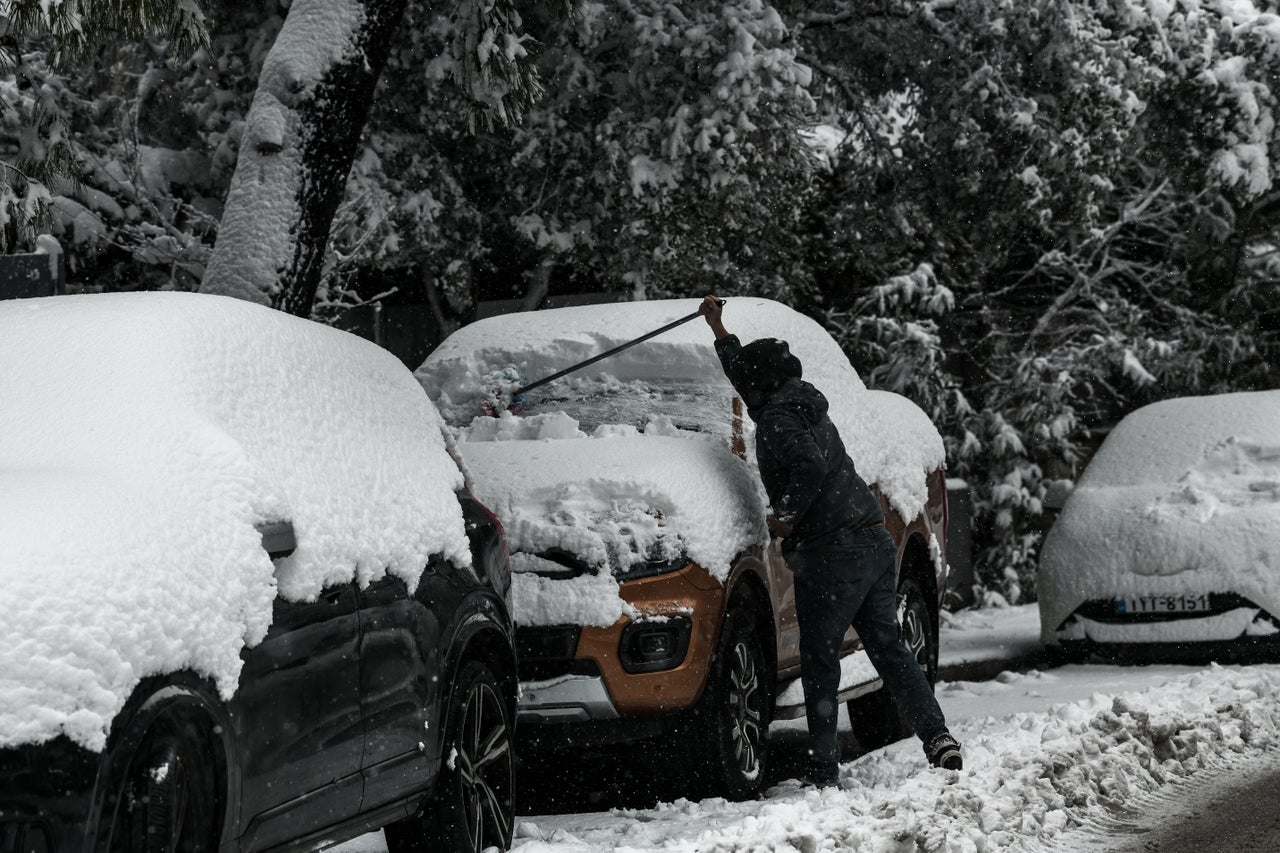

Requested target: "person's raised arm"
[{"left": 699, "top": 294, "right": 730, "bottom": 341}]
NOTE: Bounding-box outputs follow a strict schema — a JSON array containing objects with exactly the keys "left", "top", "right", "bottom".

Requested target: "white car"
[
  {"left": 417, "top": 296, "right": 949, "bottom": 798},
  {"left": 1039, "top": 390, "right": 1280, "bottom": 659}
]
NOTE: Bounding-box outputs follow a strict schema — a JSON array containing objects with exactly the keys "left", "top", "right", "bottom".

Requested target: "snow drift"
[{"left": 0, "top": 292, "right": 468, "bottom": 750}]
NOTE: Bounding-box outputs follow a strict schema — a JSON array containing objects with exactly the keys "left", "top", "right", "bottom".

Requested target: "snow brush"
[{"left": 481, "top": 299, "right": 725, "bottom": 417}]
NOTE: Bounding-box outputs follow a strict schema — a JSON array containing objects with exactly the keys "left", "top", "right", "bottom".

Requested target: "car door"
[
  {"left": 356, "top": 564, "right": 447, "bottom": 810},
  {"left": 230, "top": 582, "right": 364, "bottom": 850}
]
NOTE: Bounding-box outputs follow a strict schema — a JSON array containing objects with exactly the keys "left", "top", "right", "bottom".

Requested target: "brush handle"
[{"left": 513, "top": 301, "right": 724, "bottom": 398}]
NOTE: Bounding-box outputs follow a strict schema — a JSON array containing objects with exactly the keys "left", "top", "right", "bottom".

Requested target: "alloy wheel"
[
  {"left": 455, "top": 680, "right": 514, "bottom": 852},
  {"left": 901, "top": 599, "right": 928, "bottom": 664},
  {"left": 726, "top": 639, "right": 765, "bottom": 780}
]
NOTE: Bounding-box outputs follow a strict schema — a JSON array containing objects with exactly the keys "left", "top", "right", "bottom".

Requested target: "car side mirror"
[
  {"left": 1042, "top": 480, "right": 1075, "bottom": 512},
  {"left": 255, "top": 521, "right": 297, "bottom": 560}
]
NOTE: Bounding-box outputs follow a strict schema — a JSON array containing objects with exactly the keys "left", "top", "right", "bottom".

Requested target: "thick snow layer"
[
  {"left": 418, "top": 298, "right": 944, "bottom": 628},
  {"left": 1039, "top": 391, "right": 1280, "bottom": 644},
  {"left": 0, "top": 292, "right": 468, "bottom": 750},
  {"left": 510, "top": 555, "right": 640, "bottom": 629}
]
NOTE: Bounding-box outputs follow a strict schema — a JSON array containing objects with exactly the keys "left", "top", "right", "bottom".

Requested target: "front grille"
[
  {"left": 1073, "top": 593, "right": 1262, "bottom": 624},
  {"left": 517, "top": 626, "right": 593, "bottom": 681}
]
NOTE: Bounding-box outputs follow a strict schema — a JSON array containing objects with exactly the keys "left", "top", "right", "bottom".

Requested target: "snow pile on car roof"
[
  {"left": 417, "top": 298, "right": 944, "bottom": 590},
  {"left": 0, "top": 292, "right": 468, "bottom": 750},
  {"left": 1039, "top": 391, "right": 1280, "bottom": 644}
]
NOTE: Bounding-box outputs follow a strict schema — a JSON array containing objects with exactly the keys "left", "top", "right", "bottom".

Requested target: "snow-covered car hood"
[
  {"left": 1039, "top": 392, "right": 1280, "bottom": 643},
  {"left": 461, "top": 431, "right": 767, "bottom": 578},
  {"left": 0, "top": 293, "right": 468, "bottom": 751},
  {"left": 460, "top": 432, "right": 767, "bottom": 628}
]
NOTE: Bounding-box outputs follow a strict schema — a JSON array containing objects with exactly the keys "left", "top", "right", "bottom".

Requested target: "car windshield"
[{"left": 516, "top": 375, "right": 738, "bottom": 436}]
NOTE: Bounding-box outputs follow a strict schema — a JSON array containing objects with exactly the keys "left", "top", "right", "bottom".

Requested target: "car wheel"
[
  {"left": 680, "top": 604, "right": 772, "bottom": 800},
  {"left": 847, "top": 577, "right": 935, "bottom": 752},
  {"left": 98, "top": 712, "right": 220, "bottom": 853},
  {"left": 385, "top": 660, "right": 515, "bottom": 853}
]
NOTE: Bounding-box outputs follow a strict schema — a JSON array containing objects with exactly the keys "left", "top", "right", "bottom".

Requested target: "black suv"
[{"left": 0, "top": 293, "right": 518, "bottom": 852}]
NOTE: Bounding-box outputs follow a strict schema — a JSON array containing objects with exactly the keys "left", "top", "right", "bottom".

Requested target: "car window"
[{"left": 516, "top": 376, "right": 738, "bottom": 436}]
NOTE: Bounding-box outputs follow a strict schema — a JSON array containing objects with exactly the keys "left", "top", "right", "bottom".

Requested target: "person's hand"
[
  {"left": 700, "top": 295, "right": 729, "bottom": 340},
  {"left": 699, "top": 294, "right": 724, "bottom": 323},
  {"left": 767, "top": 515, "right": 794, "bottom": 539}
]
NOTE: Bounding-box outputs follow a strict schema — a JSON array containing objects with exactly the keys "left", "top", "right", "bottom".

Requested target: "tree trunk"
[{"left": 199, "top": 0, "right": 408, "bottom": 316}]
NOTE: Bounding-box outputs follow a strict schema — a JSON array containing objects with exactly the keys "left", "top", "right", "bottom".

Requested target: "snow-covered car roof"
[
  {"left": 417, "top": 297, "right": 943, "bottom": 515},
  {"left": 0, "top": 292, "right": 468, "bottom": 750},
  {"left": 417, "top": 298, "right": 944, "bottom": 626},
  {"left": 1039, "top": 391, "right": 1280, "bottom": 644},
  {"left": 1079, "top": 391, "right": 1280, "bottom": 488}
]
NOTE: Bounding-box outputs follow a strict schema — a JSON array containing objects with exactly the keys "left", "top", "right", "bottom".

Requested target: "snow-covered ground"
[{"left": 336, "top": 604, "right": 1280, "bottom": 852}]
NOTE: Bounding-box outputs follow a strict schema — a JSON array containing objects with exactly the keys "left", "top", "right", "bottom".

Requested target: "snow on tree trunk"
[{"left": 200, "top": 0, "right": 407, "bottom": 316}]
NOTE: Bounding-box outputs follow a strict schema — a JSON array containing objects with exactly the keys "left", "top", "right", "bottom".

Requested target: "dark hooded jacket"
[{"left": 715, "top": 334, "right": 884, "bottom": 548}]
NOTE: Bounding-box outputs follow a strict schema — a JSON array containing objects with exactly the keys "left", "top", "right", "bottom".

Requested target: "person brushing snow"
[{"left": 699, "top": 295, "right": 962, "bottom": 784}]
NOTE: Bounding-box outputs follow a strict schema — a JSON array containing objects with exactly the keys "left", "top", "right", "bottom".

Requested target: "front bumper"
[
  {"left": 1049, "top": 594, "right": 1280, "bottom": 645},
  {"left": 518, "top": 675, "right": 619, "bottom": 724},
  {"left": 516, "top": 562, "right": 725, "bottom": 727}
]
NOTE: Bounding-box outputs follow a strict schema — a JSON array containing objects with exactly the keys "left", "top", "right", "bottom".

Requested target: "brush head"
[{"left": 479, "top": 366, "right": 528, "bottom": 417}]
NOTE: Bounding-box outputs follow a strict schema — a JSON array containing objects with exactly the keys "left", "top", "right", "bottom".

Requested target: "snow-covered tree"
[
  {"left": 322, "top": 0, "right": 817, "bottom": 329},
  {"left": 0, "top": 0, "right": 207, "bottom": 250},
  {"left": 199, "top": 0, "right": 555, "bottom": 316}
]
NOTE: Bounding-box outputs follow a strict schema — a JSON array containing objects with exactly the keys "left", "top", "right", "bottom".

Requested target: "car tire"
[
  {"left": 847, "top": 577, "right": 935, "bottom": 752},
  {"left": 97, "top": 711, "right": 221, "bottom": 853},
  {"left": 678, "top": 603, "right": 773, "bottom": 800},
  {"left": 385, "top": 660, "right": 515, "bottom": 853}
]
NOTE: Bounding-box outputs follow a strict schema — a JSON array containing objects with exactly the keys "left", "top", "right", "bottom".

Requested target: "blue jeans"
[{"left": 788, "top": 526, "right": 947, "bottom": 779}]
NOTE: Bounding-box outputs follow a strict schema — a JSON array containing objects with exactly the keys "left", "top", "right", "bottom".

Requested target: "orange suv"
[{"left": 417, "top": 297, "right": 949, "bottom": 798}]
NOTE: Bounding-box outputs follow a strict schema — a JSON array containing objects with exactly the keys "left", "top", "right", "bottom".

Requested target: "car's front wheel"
[
  {"left": 677, "top": 603, "right": 772, "bottom": 800},
  {"left": 385, "top": 660, "right": 515, "bottom": 853},
  {"left": 97, "top": 710, "right": 221, "bottom": 853},
  {"left": 847, "top": 577, "right": 936, "bottom": 752}
]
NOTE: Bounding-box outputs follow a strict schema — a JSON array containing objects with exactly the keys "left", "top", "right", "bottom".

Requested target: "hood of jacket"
[{"left": 753, "top": 377, "right": 829, "bottom": 424}]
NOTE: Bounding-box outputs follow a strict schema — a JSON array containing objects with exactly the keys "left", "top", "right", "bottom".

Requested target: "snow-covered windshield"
[
  {"left": 1079, "top": 391, "right": 1280, "bottom": 488},
  {"left": 514, "top": 376, "right": 737, "bottom": 436}
]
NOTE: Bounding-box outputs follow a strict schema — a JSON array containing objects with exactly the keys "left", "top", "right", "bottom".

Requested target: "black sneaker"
[{"left": 925, "top": 732, "right": 963, "bottom": 770}]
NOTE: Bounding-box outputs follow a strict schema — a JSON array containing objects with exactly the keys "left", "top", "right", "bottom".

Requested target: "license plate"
[{"left": 1115, "top": 594, "right": 1211, "bottom": 615}]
